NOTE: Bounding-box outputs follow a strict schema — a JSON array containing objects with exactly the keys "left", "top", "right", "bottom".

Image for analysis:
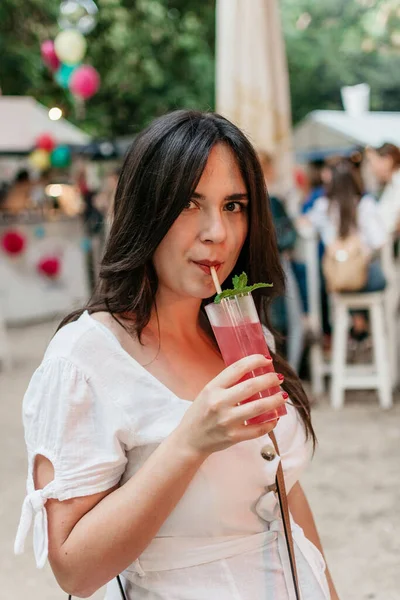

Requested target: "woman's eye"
[
  {"left": 183, "top": 200, "right": 196, "bottom": 210},
  {"left": 225, "top": 201, "right": 246, "bottom": 213}
]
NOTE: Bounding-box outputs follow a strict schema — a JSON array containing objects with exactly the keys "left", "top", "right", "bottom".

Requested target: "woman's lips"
[{"left": 193, "top": 262, "right": 223, "bottom": 275}]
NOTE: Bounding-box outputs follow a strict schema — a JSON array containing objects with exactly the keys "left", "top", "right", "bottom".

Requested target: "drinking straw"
[
  {"left": 210, "top": 266, "right": 222, "bottom": 294},
  {"left": 210, "top": 266, "right": 238, "bottom": 328}
]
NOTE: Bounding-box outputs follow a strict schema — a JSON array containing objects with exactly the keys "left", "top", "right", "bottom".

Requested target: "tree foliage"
[
  {"left": 0, "top": 0, "right": 215, "bottom": 137},
  {"left": 1, "top": 0, "right": 399, "bottom": 136},
  {"left": 281, "top": 0, "right": 400, "bottom": 123}
]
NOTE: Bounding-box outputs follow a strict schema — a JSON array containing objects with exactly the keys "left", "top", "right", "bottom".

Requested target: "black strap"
[
  {"left": 275, "top": 474, "right": 301, "bottom": 600},
  {"left": 68, "top": 574, "right": 127, "bottom": 599},
  {"left": 269, "top": 430, "right": 301, "bottom": 600}
]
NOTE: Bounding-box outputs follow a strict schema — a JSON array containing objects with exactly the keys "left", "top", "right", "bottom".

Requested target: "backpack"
[{"left": 322, "top": 233, "right": 369, "bottom": 293}]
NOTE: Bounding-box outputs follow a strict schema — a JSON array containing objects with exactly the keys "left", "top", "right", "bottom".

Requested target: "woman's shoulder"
[
  {"left": 359, "top": 193, "right": 378, "bottom": 204},
  {"left": 307, "top": 196, "right": 329, "bottom": 216},
  {"left": 358, "top": 193, "right": 379, "bottom": 214},
  {"left": 313, "top": 195, "right": 329, "bottom": 206},
  {"left": 43, "top": 310, "right": 117, "bottom": 371}
]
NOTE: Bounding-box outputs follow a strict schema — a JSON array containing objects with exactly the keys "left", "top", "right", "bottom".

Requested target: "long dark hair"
[
  {"left": 326, "top": 159, "right": 364, "bottom": 239},
  {"left": 375, "top": 142, "right": 400, "bottom": 169},
  {"left": 59, "top": 110, "right": 316, "bottom": 448}
]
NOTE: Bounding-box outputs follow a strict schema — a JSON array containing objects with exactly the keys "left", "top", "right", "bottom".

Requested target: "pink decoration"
[
  {"left": 1, "top": 230, "right": 26, "bottom": 255},
  {"left": 37, "top": 256, "right": 61, "bottom": 279},
  {"left": 41, "top": 40, "right": 60, "bottom": 72},
  {"left": 36, "top": 133, "right": 56, "bottom": 153},
  {"left": 69, "top": 65, "right": 100, "bottom": 99},
  {"left": 294, "top": 167, "right": 307, "bottom": 190}
]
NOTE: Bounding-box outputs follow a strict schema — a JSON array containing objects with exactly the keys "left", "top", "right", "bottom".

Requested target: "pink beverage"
[{"left": 205, "top": 293, "right": 287, "bottom": 424}]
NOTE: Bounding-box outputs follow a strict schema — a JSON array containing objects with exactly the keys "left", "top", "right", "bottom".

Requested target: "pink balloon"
[
  {"left": 36, "top": 133, "right": 56, "bottom": 152},
  {"left": 69, "top": 65, "right": 100, "bottom": 99},
  {"left": 41, "top": 40, "right": 60, "bottom": 72}
]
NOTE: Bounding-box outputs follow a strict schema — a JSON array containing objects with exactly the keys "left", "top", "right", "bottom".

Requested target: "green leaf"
[
  {"left": 232, "top": 275, "right": 240, "bottom": 289},
  {"left": 237, "top": 272, "right": 248, "bottom": 289},
  {"left": 241, "top": 283, "right": 273, "bottom": 293},
  {"left": 213, "top": 272, "right": 272, "bottom": 303}
]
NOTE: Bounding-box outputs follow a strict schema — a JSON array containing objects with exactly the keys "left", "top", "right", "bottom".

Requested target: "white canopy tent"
[
  {"left": 215, "top": 0, "right": 294, "bottom": 196},
  {"left": 0, "top": 96, "right": 90, "bottom": 153},
  {"left": 294, "top": 110, "right": 400, "bottom": 162}
]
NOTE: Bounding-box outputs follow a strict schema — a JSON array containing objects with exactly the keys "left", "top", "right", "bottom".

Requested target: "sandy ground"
[{"left": 1, "top": 319, "right": 399, "bottom": 600}]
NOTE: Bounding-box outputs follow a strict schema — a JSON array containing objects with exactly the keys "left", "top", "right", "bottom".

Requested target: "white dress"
[{"left": 15, "top": 311, "right": 330, "bottom": 600}]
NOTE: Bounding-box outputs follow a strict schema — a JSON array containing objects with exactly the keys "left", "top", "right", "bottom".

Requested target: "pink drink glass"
[{"left": 205, "top": 293, "right": 287, "bottom": 424}]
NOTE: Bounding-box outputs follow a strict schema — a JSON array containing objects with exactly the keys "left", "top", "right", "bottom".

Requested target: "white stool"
[
  {"left": 330, "top": 292, "right": 393, "bottom": 410},
  {"left": 297, "top": 224, "right": 328, "bottom": 397},
  {"left": 381, "top": 241, "right": 400, "bottom": 388}
]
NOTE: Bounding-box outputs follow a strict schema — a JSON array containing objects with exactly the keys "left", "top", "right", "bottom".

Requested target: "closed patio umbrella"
[{"left": 216, "top": 0, "right": 294, "bottom": 199}]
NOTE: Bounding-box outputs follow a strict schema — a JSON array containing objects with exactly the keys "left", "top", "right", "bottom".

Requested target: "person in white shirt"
[
  {"left": 303, "top": 159, "right": 387, "bottom": 341},
  {"left": 367, "top": 143, "right": 400, "bottom": 236},
  {"left": 15, "top": 111, "right": 338, "bottom": 600}
]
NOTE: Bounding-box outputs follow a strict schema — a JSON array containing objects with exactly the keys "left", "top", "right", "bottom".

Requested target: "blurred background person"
[
  {"left": 1, "top": 169, "right": 32, "bottom": 213},
  {"left": 259, "top": 151, "right": 305, "bottom": 373},
  {"left": 94, "top": 167, "right": 120, "bottom": 239},
  {"left": 302, "top": 158, "right": 387, "bottom": 344},
  {"left": 301, "top": 160, "right": 325, "bottom": 214},
  {"left": 367, "top": 143, "right": 400, "bottom": 236},
  {"left": 30, "top": 170, "right": 51, "bottom": 211}
]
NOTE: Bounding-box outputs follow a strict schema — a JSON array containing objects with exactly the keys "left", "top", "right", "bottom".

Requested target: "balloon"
[
  {"left": 1, "top": 230, "right": 26, "bottom": 255},
  {"left": 80, "top": 237, "right": 92, "bottom": 252},
  {"left": 37, "top": 256, "right": 61, "bottom": 279},
  {"left": 34, "top": 226, "right": 46, "bottom": 239},
  {"left": 29, "top": 149, "right": 51, "bottom": 171},
  {"left": 50, "top": 145, "right": 72, "bottom": 168},
  {"left": 58, "top": 0, "right": 98, "bottom": 35},
  {"left": 55, "top": 63, "right": 78, "bottom": 89},
  {"left": 54, "top": 29, "right": 87, "bottom": 65},
  {"left": 69, "top": 64, "right": 100, "bottom": 99},
  {"left": 41, "top": 40, "right": 60, "bottom": 71},
  {"left": 294, "top": 167, "right": 307, "bottom": 189},
  {"left": 36, "top": 134, "right": 56, "bottom": 152}
]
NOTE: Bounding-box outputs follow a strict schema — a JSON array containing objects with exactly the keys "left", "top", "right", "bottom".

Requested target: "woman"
[
  {"left": 2, "top": 169, "right": 32, "bottom": 213},
  {"left": 304, "top": 159, "right": 387, "bottom": 341},
  {"left": 301, "top": 161, "right": 325, "bottom": 215},
  {"left": 15, "top": 111, "right": 337, "bottom": 599},
  {"left": 304, "top": 159, "right": 387, "bottom": 291},
  {"left": 367, "top": 143, "right": 400, "bottom": 236},
  {"left": 258, "top": 150, "right": 305, "bottom": 374}
]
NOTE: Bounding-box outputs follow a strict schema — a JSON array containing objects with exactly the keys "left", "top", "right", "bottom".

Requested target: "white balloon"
[
  {"left": 58, "top": 0, "right": 98, "bottom": 35},
  {"left": 54, "top": 29, "right": 87, "bottom": 65}
]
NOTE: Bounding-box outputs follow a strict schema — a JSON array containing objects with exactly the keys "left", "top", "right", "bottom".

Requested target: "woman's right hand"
[{"left": 176, "top": 354, "right": 287, "bottom": 457}]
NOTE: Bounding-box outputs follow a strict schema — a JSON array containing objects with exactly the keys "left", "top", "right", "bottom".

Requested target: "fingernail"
[
  {"left": 282, "top": 391, "right": 289, "bottom": 400},
  {"left": 277, "top": 373, "right": 284, "bottom": 381}
]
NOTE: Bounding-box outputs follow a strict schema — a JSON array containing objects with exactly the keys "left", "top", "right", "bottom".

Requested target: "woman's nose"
[{"left": 199, "top": 210, "right": 227, "bottom": 244}]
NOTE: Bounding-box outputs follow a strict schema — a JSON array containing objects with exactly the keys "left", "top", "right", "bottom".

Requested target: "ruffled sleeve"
[{"left": 14, "top": 358, "right": 127, "bottom": 568}]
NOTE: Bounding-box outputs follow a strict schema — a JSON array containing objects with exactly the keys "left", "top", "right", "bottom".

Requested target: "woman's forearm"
[
  {"left": 57, "top": 430, "right": 207, "bottom": 597},
  {"left": 288, "top": 483, "right": 339, "bottom": 600}
]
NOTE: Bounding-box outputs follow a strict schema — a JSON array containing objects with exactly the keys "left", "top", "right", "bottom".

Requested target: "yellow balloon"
[
  {"left": 54, "top": 30, "right": 87, "bottom": 65},
  {"left": 29, "top": 149, "right": 51, "bottom": 171}
]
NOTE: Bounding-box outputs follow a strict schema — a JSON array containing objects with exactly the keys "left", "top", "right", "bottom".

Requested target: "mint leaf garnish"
[
  {"left": 214, "top": 272, "right": 272, "bottom": 304},
  {"left": 232, "top": 272, "right": 248, "bottom": 289}
]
